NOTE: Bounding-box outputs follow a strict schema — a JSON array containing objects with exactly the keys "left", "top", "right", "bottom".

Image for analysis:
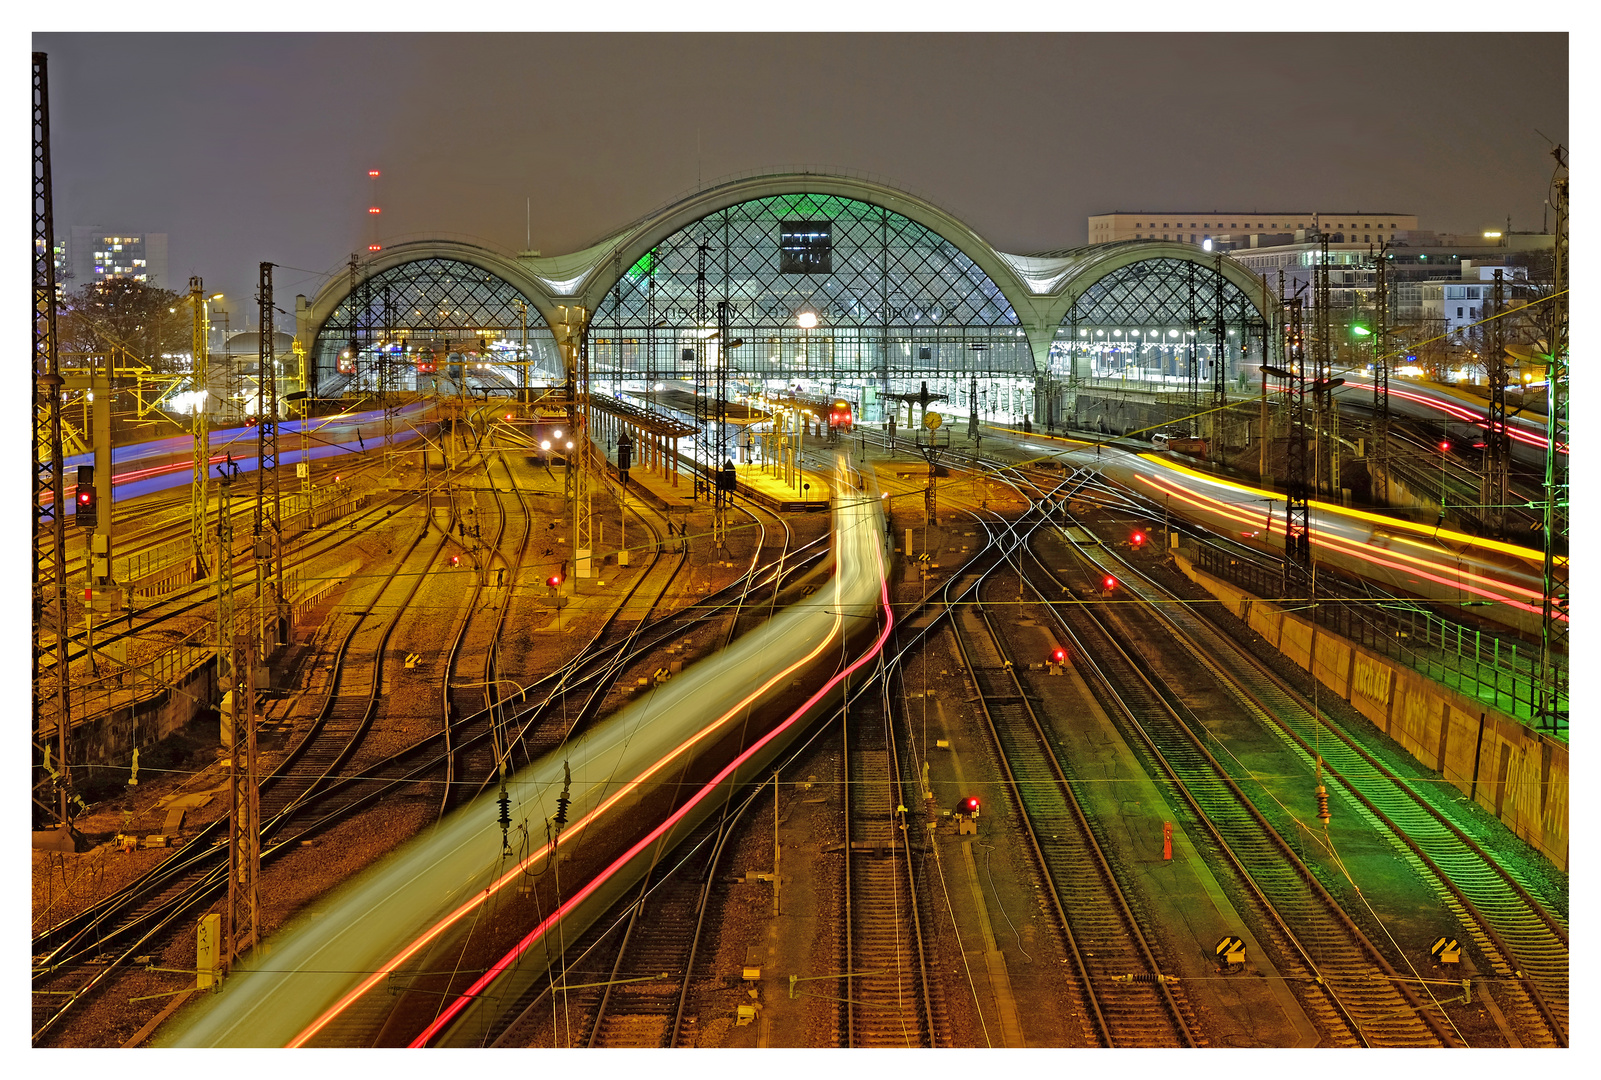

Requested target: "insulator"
[
  {"left": 553, "top": 794, "right": 570, "bottom": 826},
  {"left": 497, "top": 788, "right": 511, "bottom": 831},
  {"left": 1315, "top": 784, "right": 1331, "bottom": 824}
]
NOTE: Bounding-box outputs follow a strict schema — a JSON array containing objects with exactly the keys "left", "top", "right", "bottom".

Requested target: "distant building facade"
[
  {"left": 1087, "top": 211, "right": 1419, "bottom": 247},
  {"left": 68, "top": 227, "right": 168, "bottom": 288}
]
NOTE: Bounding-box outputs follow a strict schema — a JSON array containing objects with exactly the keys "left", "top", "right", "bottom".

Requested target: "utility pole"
[
  {"left": 189, "top": 277, "right": 211, "bottom": 579},
  {"left": 713, "top": 299, "right": 738, "bottom": 550},
  {"left": 33, "top": 51, "right": 73, "bottom": 831},
  {"left": 216, "top": 460, "right": 238, "bottom": 711},
  {"left": 1212, "top": 252, "right": 1228, "bottom": 415},
  {"left": 1186, "top": 264, "right": 1201, "bottom": 437},
  {"left": 1482, "top": 270, "right": 1508, "bottom": 535},
  {"left": 693, "top": 236, "right": 711, "bottom": 504},
  {"left": 225, "top": 634, "right": 260, "bottom": 969},
  {"left": 556, "top": 305, "right": 592, "bottom": 577}
]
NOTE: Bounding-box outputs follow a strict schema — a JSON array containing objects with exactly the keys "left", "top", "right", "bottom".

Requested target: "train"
[
  {"left": 163, "top": 461, "right": 892, "bottom": 1048},
  {"left": 42, "top": 402, "right": 441, "bottom": 507},
  {"left": 773, "top": 388, "right": 854, "bottom": 433}
]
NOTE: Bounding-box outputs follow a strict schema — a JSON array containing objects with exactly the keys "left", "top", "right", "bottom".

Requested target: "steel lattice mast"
[
  {"left": 190, "top": 276, "right": 211, "bottom": 579},
  {"left": 1482, "top": 270, "right": 1509, "bottom": 535},
  {"left": 556, "top": 305, "right": 592, "bottom": 576},
  {"left": 1371, "top": 246, "right": 1390, "bottom": 506},
  {"left": 1283, "top": 292, "right": 1311, "bottom": 579},
  {"left": 33, "top": 51, "right": 72, "bottom": 829},
  {"left": 1538, "top": 147, "right": 1569, "bottom": 732},
  {"left": 255, "top": 262, "right": 285, "bottom": 647},
  {"left": 1311, "top": 233, "right": 1334, "bottom": 499}
]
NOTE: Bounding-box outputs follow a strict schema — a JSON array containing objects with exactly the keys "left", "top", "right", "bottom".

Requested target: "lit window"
[{"left": 779, "top": 220, "right": 832, "bottom": 274}]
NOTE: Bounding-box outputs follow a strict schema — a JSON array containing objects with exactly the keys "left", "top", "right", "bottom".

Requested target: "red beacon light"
[
  {"left": 1130, "top": 530, "right": 1146, "bottom": 547},
  {"left": 1050, "top": 647, "right": 1067, "bottom": 665},
  {"left": 959, "top": 796, "right": 981, "bottom": 817},
  {"left": 1103, "top": 575, "right": 1118, "bottom": 592},
  {"left": 546, "top": 575, "right": 562, "bottom": 589},
  {"left": 1438, "top": 440, "right": 1452, "bottom": 453},
  {"left": 448, "top": 555, "right": 460, "bottom": 567}
]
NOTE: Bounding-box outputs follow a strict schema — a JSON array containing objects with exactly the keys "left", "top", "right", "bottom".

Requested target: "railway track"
[
  {"left": 949, "top": 556, "right": 1198, "bottom": 1046},
  {"left": 31, "top": 499, "right": 449, "bottom": 1043},
  {"left": 1057, "top": 528, "right": 1569, "bottom": 1046},
  {"left": 840, "top": 659, "right": 941, "bottom": 1046},
  {"left": 1009, "top": 523, "right": 1457, "bottom": 1046}
]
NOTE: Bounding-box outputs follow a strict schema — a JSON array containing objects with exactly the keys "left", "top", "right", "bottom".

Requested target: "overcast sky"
[{"left": 31, "top": 31, "right": 1569, "bottom": 309}]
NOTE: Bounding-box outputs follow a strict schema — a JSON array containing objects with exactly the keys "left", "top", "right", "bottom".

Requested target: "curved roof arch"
[
  {"left": 1031, "top": 240, "right": 1276, "bottom": 328},
  {"left": 300, "top": 240, "right": 566, "bottom": 352},
  {"left": 568, "top": 172, "right": 1039, "bottom": 321}
]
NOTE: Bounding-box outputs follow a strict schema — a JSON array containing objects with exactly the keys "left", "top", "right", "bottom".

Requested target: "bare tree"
[{"left": 57, "top": 278, "right": 190, "bottom": 374}]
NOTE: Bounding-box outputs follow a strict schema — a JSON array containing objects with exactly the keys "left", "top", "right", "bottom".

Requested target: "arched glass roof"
[
  {"left": 591, "top": 193, "right": 1032, "bottom": 382},
  {"left": 312, "top": 256, "right": 557, "bottom": 380}
]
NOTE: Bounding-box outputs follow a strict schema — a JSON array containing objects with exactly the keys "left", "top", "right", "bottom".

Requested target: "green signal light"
[{"left": 1350, "top": 325, "right": 1372, "bottom": 337}]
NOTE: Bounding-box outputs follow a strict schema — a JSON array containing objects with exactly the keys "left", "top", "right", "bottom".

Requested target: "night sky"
[{"left": 31, "top": 31, "right": 1569, "bottom": 311}]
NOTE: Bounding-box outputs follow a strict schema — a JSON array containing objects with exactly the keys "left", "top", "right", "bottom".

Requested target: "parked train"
[{"left": 774, "top": 388, "right": 854, "bottom": 433}]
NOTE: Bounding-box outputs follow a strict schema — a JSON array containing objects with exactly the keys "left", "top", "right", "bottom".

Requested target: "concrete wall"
[
  {"left": 1073, "top": 392, "right": 1182, "bottom": 438},
  {"left": 68, "top": 658, "right": 218, "bottom": 773},
  {"left": 1174, "top": 553, "right": 1568, "bottom": 872}
]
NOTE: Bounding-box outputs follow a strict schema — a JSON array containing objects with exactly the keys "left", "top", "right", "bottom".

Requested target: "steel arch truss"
[
  {"left": 312, "top": 257, "right": 558, "bottom": 387},
  {"left": 591, "top": 193, "right": 1032, "bottom": 387}
]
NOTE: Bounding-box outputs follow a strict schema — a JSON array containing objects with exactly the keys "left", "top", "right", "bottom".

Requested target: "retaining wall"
[{"left": 1173, "top": 552, "right": 1568, "bottom": 872}]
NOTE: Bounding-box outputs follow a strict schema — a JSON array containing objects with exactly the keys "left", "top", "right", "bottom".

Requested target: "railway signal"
[
  {"left": 959, "top": 796, "right": 980, "bottom": 817},
  {"left": 1130, "top": 529, "right": 1146, "bottom": 548},
  {"left": 1049, "top": 647, "right": 1067, "bottom": 665},
  {"left": 74, "top": 465, "right": 97, "bottom": 528},
  {"left": 448, "top": 555, "right": 460, "bottom": 567},
  {"left": 1102, "top": 574, "right": 1117, "bottom": 593}
]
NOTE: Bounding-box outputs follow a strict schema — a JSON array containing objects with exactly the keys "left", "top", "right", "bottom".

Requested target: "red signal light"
[
  {"left": 960, "top": 796, "right": 981, "bottom": 816},
  {"left": 1438, "top": 440, "right": 1451, "bottom": 453},
  {"left": 1131, "top": 530, "right": 1145, "bottom": 547},
  {"left": 1050, "top": 647, "right": 1067, "bottom": 664},
  {"left": 547, "top": 575, "right": 561, "bottom": 589},
  {"left": 1103, "top": 575, "right": 1117, "bottom": 591},
  {"left": 505, "top": 413, "right": 513, "bottom": 421},
  {"left": 77, "top": 490, "right": 91, "bottom": 506},
  {"left": 449, "top": 555, "right": 460, "bottom": 566}
]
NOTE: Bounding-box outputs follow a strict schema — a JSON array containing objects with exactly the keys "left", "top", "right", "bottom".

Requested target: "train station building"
[{"left": 297, "top": 172, "right": 1276, "bottom": 430}]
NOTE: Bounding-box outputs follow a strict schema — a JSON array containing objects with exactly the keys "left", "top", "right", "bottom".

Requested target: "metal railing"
[{"left": 1194, "top": 544, "right": 1566, "bottom": 732}]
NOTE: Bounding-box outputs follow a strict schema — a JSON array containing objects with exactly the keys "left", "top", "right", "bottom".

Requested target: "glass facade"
[
  {"left": 1050, "top": 257, "right": 1268, "bottom": 386},
  {"left": 590, "top": 193, "right": 1032, "bottom": 420},
  {"left": 313, "top": 256, "right": 557, "bottom": 391}
]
